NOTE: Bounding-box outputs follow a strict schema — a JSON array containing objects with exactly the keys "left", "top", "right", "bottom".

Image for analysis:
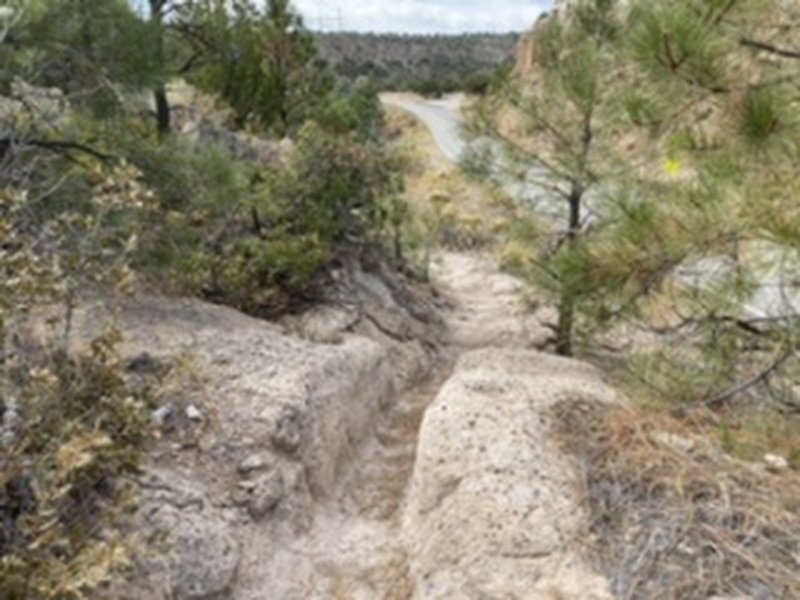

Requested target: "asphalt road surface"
[{"left": 382, "top": 94, "right": 467, "bottom": 163}]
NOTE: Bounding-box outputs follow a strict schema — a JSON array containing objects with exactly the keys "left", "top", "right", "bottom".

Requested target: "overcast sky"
[{"left": 294, "top": 0, "right": 553, "bottom": 34}]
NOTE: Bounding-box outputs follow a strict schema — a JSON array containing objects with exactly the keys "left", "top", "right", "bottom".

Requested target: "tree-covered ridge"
[{"left": 316, "top": 32, "right": 519, "bottom": 95}]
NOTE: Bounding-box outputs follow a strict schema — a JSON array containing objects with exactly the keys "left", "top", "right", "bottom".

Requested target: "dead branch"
[
  {"left": 683, "top": 348, "right": 795, "bottom": 412},
  {"left": 740, "top": 37, "right": 800, "bottom": 60},
  {"left": 0, "top": 137, "right": 114, "bottom": 162}
]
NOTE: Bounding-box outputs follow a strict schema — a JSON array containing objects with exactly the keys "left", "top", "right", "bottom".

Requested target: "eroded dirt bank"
[
  {"left": 232, "top": 251, "right": 620, "bottom": 600},
  {"left": 36, "top": 248, "right": 621, "bottom": 598},
  {"left": 29, "top": 96, "right": 629, "bottom": 598}
]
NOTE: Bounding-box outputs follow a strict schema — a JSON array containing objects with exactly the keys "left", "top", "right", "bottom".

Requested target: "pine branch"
[
  {"left": 177, "top": 52, "right": 204, "bottom": 75},
  {"left": 483, "top": 158, "right": 571, "bottom": 199},
  {"left": 644, "top": 314, "right": 786, "bottom": 337},
  {"left": 660, "top": 33, "right": 688, "bottom": 72},
  {"left": 678, "top": 348, "right": 795, "bottom": 413},
  {"left": 167, "top": 22, "right": 215, "bottom": 51},
  {"left": 710, "top": 0, "right": 739, "bottom": 26},
  {"left": 510, "top": 96, "right": 574, "bottom": 151},
  {"left": 659, "top": 34, "right": 731, "bottom": 94},
  {"left": 0, "top": 137, "right": 114, "bottom": 162},
  {"left": 740, "top": 37, "right": 800, "bottom": 60},
  {"left": 706, "top": 349, "right": 793, "bottom": 406},
  {"left": 489, "top": 128, "right": 582, "bottom": 186}
]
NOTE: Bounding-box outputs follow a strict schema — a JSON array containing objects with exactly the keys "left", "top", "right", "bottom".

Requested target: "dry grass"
[
  {"left": 552, "top": 399, "right": 800, "bottom": 600},
  {"left": 383, "top": 103, "right": 516, "bottom": 256}
]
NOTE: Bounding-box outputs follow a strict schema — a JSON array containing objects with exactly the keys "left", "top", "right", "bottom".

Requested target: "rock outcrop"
[
  {"left": 129, "top": 468, "right": 241, "bottom": 599},
  {"left": 30, "top": 262, "right": 440, "bottom": 599},
  {"left": 30, "top": 241, "right": 619, "bottom": 599},
  {"left": 402, "top": 349, "right": 617, "bottom": 599}
]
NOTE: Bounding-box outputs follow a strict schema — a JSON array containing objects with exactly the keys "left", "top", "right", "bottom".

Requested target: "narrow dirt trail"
[
  {"left": 229, "top": 100, "right": 616, "bottom": 599},
  {"left": 237, "top": 382, "right": 439, "bottom": 599},
  {"left": 234, "top": 251, "right": 551, "bottom": 599},
  {"left": 336, "top": 376, "right": 446, "bottom": 522}
]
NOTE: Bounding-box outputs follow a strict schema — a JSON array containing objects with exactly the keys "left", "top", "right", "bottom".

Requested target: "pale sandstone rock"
[
  {"left": 133, "top": 469, "right": 240, "bottom": 600},
  {"left": 238, "top": 452, "right": 274, "bottom": 476},
  {"left": 30, "top": 280, "right": 435, "bottom": 596},
  {"left": 270, "top": 405, "right": 304, "bottom": 455},
  {"left": 185, "top": 404, "right": 203, "bottom": 421},
  {"left": 248, "top": 470, "right": 285, "bottom": 520},
  {"left": 764, "top": 453, "right": 790, "bottom": 473},
  {"left": 652, "top": 431, "right": 697, "bottom": 454},
  {"left": 403, "top": 349, "right": 617, "bottom": 600},
  {"left": 33, "top": 294, "right": 428, "bottom": 500},
  {"left": 431, "top": 253, "right": 551, "bottom": 349},
  {"left": 32, "top": 250, "right": 622, "bottom": 598}
]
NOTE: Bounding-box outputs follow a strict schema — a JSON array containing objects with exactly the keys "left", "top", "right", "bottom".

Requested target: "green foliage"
[
  {"left": 623, "top": 1, "right": 800, "bottom": 337},
  {"left": 228, "top": 124, "right": 398, "bottom": 313},
  {"left": 734, "top": 85, "right": 800, "bottom": 164},
  {"left": 187, "top": 0, "right": 333, "bottom": 133},
  {"left": 314, "top": 78, "right": 384, "bottom": 139},
  {"left": 628, "top": 1, "right": 730, "bottom": 91},
  {"left": 479, "top": 0, "right": 800, "bottom": 375},
  {"left": 475, "top": 0, "right": 630, "bottom": 355},
  {"left": 4, "top": 0, "right": 159, "bottom": 112},
  {"left": 0, "top": 0, "right": 410, "bottom": 594},
  {"left": 1, "top": 0, "right": 401, "bottom": 317},
  {"left": 117, "top": 130, "right": 251, "bottom": 214},
  {"left": 560, "top": 41, "right": 600, "bottom": 114},
  {"left": 573, "top": 0, "right": 620, "bottom": 41},
  {"left": 740, "top": 88, "right": 781, "bottom": 145},
  {"left": 126, "top": 115, "right": 401, "bottom": 315},
  {"left": 479, "top": 0, "right": 800, "bottom": 434}
]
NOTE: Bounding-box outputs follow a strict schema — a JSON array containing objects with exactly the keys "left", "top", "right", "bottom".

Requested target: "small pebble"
[
  {"left": 186, "top": 404, "right": 203, "bottom": 421},
  {"left": 238, "top": 453, "right": 272, "bottom": 475},
  {"left": 152, "top": 404, "right": 174, "bottom": 426},
  {"left": 763, "top": 453, "right": 789, "bottom": 473}
]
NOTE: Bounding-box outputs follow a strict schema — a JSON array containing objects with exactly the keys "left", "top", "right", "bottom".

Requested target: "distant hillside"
[{"left": 315, "top": 33, "right": 519, "bottom": 95}]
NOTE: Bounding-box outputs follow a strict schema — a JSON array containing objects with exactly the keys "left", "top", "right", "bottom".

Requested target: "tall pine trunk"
[
  {"left": 555, "top": 184, "right": 583, "bottom": 357},
  {"left": 154, "top": 86, "right": 171, "bottom": 137},
  {"left": 150, "top": 0, "right": 170, "bottom": 137}
]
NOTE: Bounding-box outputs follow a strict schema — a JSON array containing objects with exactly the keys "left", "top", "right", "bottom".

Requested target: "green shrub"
[
  {"left": 1, "top": 332, "right": 154, "bottom": 600},
  {"left": 1, "top": 167, "right": 156, "bottom": 599},
  {"left": 129, "top": 119, "right": 402, "bottom": 316},
  {"left": 314, "top": 78, "right": 384, "bottom": 140}
]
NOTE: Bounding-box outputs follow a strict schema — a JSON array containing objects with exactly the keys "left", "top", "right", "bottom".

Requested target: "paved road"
[
  {"left": 382, "top": 94, "right": 467, "bottom": 163},
  {"left": 382, "top": 94, "right": 582, "bottom": 221}
]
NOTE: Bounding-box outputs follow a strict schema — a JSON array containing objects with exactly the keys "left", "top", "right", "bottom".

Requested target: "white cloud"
[{"left": 293, "top": 0, "right": 552, "bottom": 34}]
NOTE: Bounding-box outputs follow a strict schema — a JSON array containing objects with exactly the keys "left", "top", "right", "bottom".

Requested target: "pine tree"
[
  {"left": 476, "top": 0, "right": 800, "bottom": 406},
  {"left": 619, "top": 0, "right": 800, "bottom": 405},
  {"left": 472, "top": 0, "right": 639, "bottom": 356},
  {"left": 148, "top": 0, "right": 172, "bottom": 136},
  {"left": 185, "top": 0, "right": 333, "bottom": 133}
]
